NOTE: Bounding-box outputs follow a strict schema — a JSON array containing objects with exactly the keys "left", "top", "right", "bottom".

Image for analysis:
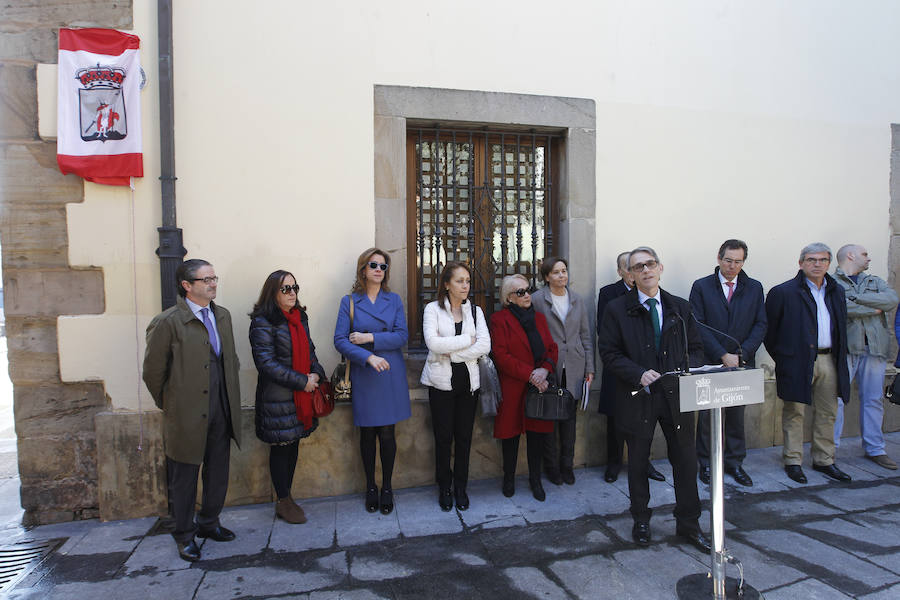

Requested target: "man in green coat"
[{"left": 143, "top": 259, "right": 242, "bottom": 562}]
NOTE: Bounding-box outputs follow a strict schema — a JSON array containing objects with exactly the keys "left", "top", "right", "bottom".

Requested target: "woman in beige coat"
[{"left": 531, "top": 257, "right": 594, "bottom": 485}]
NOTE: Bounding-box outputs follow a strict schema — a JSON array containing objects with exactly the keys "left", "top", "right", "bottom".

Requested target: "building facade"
[{"left": 2, "top": 0, "right": 900, "bottom": 523}]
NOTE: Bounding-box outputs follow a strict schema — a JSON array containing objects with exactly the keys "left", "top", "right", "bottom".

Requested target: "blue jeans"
[{"left": 834, "top": 351, "right": 887, "bottom": 456}]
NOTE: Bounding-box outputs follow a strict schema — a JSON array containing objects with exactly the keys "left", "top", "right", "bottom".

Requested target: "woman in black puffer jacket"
[{"left": 249, "top": 269, "right": 327, "bottom": 524}]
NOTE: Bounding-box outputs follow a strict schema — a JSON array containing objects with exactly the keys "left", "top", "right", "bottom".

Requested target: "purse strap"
[{"left": 343, "top": 295, "right": 354, "bottom": 386}]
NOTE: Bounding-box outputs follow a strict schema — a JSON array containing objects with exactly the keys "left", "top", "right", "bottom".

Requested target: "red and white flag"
[{"left": 57, "top": 28, "right": 143, "bottom": 186}]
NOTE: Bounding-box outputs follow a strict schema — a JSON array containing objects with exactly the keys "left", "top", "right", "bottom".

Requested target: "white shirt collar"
[{"left": 637, "top": 288, "right": 661, "bottom": 306}]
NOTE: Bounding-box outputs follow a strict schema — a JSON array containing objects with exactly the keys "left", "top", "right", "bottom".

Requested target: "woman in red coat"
[{"left": 490, "top": 274, "right": 559, "bottom": 501}]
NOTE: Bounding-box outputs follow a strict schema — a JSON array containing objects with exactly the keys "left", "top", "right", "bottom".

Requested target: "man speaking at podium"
[{"left": 597, "top": 246, "right": 710, "bottom": 552}]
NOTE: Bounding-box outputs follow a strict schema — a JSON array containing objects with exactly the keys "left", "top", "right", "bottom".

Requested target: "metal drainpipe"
[{"left": 156, "top": 0, "right": 185, "bottom": 309}]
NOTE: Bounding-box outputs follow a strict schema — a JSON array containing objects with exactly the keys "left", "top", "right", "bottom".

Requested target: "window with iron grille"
[{"left": 406, "top": 127, "right": 560, "bottom": 346}]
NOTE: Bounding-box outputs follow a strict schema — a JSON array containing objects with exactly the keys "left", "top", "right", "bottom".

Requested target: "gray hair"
[
  {"left": 628, "top": 246, "right": 660, "bottom": 267},
  {"left": 616, "top": 251, "right": 631, "bottom": 271},
  {"left": 799, "top": 242, "right": 832, "bottom": 263},
  {"left": 499, "top": 274, "right": 529, "bottom": 306},
  {"left": 836, "top": 244, "right": 861, "bottom": 264}
]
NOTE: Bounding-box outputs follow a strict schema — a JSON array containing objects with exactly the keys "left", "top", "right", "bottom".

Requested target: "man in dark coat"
[
  {"left": 597, "top": 246, "right": 710, "bottom": 552},
  {"left": 596, "top": 251, "right": 665, "bottom": 484},
  {"left": 143, "top": 259, "right": 242, "bottom": 562},
  {"left": 764, "top": 243, "right": 851, "bottom": 484},
  {"left": 689, "top": 239, "right": 767, "bottom": 487}
]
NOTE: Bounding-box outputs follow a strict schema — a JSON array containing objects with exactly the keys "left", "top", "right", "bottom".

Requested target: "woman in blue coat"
[{"left": 334, "top": 247, "right": 411, "bottom": 514}]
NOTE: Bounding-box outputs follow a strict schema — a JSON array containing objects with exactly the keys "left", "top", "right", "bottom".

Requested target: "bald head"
[{"left": 837, "top": 244, "right": 870, "bottom": 276}]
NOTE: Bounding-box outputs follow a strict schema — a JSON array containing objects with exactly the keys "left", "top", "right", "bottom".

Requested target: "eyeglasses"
[
  {"left": 368, "top": 262, "right": 389, "bottom": 271},
  {"left": 513, "top": 288, "right": 534, "bottom": 297},
  {"left": 191, "top": 276, "right": 219, "bottom": 284},
  {"left": 721, "top": 258, "right": 744, "bottom": 266},
  {"left": 628, "top": 260, "right": 659, "bottom": 273},
  {"left": 280, "top": 284, "right": 299, "bottom": 294},
  {"left": 803, "top": 257, "right": 830, "bottom": 265}
]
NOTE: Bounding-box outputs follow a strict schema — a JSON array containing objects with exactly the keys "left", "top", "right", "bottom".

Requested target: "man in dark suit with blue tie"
[
  {"left": 143, "top": 259, "right": 242, "bottom": 562},
  {"left": 689, "top": 240, "right": 767, "bottom": 487}
]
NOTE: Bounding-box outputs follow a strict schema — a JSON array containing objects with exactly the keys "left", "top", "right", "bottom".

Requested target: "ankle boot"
[
  {"left": 502, "top": 473, "right": 515, "bottom": 497},
  {"left": 275, "top": 497, "right": 308, "bottom": 524}
]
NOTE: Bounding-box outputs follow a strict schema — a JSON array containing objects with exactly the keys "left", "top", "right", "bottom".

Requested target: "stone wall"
[{"left": 0, "top": 1, "right": 132, "bottom": 524}]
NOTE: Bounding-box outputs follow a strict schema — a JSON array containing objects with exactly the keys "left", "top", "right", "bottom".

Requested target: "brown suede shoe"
[
  {"left": 866, "top": 454, "right": 898, "bottom": 470},
  {"left": 276, "top": 497, "right": 308, "bottom": 524}
]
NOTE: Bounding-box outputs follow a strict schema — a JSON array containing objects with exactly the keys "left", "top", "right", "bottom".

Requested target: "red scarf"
[{"left": 283, "top": 308, "right": 313, "bottom": 429}]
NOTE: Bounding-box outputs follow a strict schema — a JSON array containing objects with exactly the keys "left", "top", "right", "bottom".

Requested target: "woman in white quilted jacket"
[{"left": 420, "top": 261, "right": 491, "bottom": 512}]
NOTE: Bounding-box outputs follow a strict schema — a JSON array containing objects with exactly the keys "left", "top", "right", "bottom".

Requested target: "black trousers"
[
  {"left": 622, "top": 394, "right": 700, "bottom": 532},
  {"left": 502, "top": 431, "right": 548, "bottom": 481},
  {"left": 543, "top": 369, "right": 577, "bottom": 472},
  {"left": 696, "top": 405, "right": 746, "bottom": 469},
  {"left": 606, "top": 414, "right": 624, "bottom": 466},
  {"left": 428, "top": 364, "right": 477, "bottom": 491},
  {"left": 168, "top": 351, "right": 233, "bottom": 544},
  {"left": 269, "top": 441, "right": 300, "bottom": 499}
]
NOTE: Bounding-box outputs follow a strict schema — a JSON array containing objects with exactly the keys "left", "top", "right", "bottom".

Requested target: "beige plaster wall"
[{"left": 50, "top": 0, "right": 900, "bottom": 411}]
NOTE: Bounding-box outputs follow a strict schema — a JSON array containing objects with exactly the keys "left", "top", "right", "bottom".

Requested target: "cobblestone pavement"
[{"left": 3, "top": 433, "right": 900, "bottom": 599}]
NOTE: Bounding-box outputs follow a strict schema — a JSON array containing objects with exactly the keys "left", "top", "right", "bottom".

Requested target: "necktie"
[
  {"left": 726, "top": 281, "right": 734, "bottom": 303},
  {"left": 201, "top": 307, "right": 220, "bottom": 355},
  {"left": 646, "top": 298, "right": 661, "bottom": 350}
]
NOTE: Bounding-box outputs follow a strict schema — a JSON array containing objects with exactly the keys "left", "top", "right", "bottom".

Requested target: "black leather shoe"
[
  {"left": 546, "top": 470, "right": 563, "bottom": 486},
  {"left": 604, "top": 463, "right": 621, "bottom": 483},
  {"left": 677, "top": 529, "right": 712, "bottom": 554},
  {"left": 698, "top": 465, "right": 710, "bottom": 485},
  {"left": 632, "top": 521, "right": 651, "bottom": 546},
  {"left": 197, "top": 525, "right": 235, "bottom": 542},
  {"left": 813, "top": 463, "right": 852, "bottom": 482},
  {"left": 785, "top": 465, "right": 807, "bottom": 484},
  {"left": 561, "top": 468, "right": 575, "bottom": 485},
  {"left": 726, "top": 465, "right": 753, "bottom": 487},
  {"left": 648, "top": 465, "right": 666, "bottom": 482},
  {"left": 176, "top": 538, "right": 201, "bottom": 562},
  {"left": 454, "top": 488, "right": 469, "bottom": 511},
  {"left": 502, "top": 474, "right": 515, "bottom": 497},
  {"left": 365, "top": 487, "right": 379, "bottom": 513},
  {"left": 438, "top": 488, "right": 453, "bottom": 512},
  {"left": 529, "top": 478, "right": 546, "bottom": 502},
  {"left": 380, "top": 489, "right": 394, "bottom": 514}
]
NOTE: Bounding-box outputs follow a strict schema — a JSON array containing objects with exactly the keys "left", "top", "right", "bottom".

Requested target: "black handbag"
[
  {"left": 885, "top": 375, "right": 900, "bottom": 406},
  {"left": 524, "top": 358, "right": 575, "bottom": 421}
]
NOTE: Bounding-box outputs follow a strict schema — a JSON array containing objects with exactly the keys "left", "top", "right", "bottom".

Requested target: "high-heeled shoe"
[
  {"left": 438, "top": 488, "right": 453, "bottom": 512},
  {"left": 365, "top": 486, "right": 379, "bottom": 513},
  {"left": 454, "top": 487, "right": 469, "bottom": 511},
  {"left": 529, "top": 477, "right": 546, "bottom": 502},
  {"left": 380, "top": 488, "right": 394, "bottom": 515},
  {"left": 502, "top": 473, "right": 515, "bottom": 497}
]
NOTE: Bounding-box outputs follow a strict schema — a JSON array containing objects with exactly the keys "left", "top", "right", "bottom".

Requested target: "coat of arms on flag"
[{"left": 57, "top": 28, "right": 143, "bottom": 186}]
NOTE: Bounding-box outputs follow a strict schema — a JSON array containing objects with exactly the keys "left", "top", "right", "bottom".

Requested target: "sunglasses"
[
  {"left": 513, "top": 288, "right": 534, "bottom": 297},
  {"left": 368, "top": 262, "right": 389, "bottom": 271},
  {"left": 280, "top": 284, "right": 299, "bottom": 294},
  {"left": 628, "top": 260, "right": 659, "bottom": 273}
]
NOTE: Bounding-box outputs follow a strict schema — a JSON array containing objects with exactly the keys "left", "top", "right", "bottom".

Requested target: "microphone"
[
  {"left": 691, "top": 313, "right": 744, "bottom": 367},
  {"left": 672, "top": 312, "right": 691, "bottom": 374}
]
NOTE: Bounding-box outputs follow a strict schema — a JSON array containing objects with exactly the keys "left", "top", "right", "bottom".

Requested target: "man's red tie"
[{"left": 726, "top": 281, "right": 734, "bottom": 303}]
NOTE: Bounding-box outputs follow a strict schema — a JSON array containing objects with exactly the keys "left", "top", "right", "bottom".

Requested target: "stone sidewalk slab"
[
  {"left": 741, "top": 529, "right": 897, "bottom": 596},
  {"left": 3, "top": 433, "right": 900, "bottom": 599},
  {"left": 269, "top": 496, "right": 337, "bottom": 553}
]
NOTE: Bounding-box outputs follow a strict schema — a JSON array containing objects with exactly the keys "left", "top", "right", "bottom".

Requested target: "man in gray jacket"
[{"left": 833, "top": 244, "right": 898, "bottom": 470}]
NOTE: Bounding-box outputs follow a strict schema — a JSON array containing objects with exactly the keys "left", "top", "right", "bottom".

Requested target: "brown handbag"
[
  {"left": 312, "top": 380, "right": 335, "bottom": 417},
  {"left": 330, "top": 296, "right": 354, "bottom": 401}
]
